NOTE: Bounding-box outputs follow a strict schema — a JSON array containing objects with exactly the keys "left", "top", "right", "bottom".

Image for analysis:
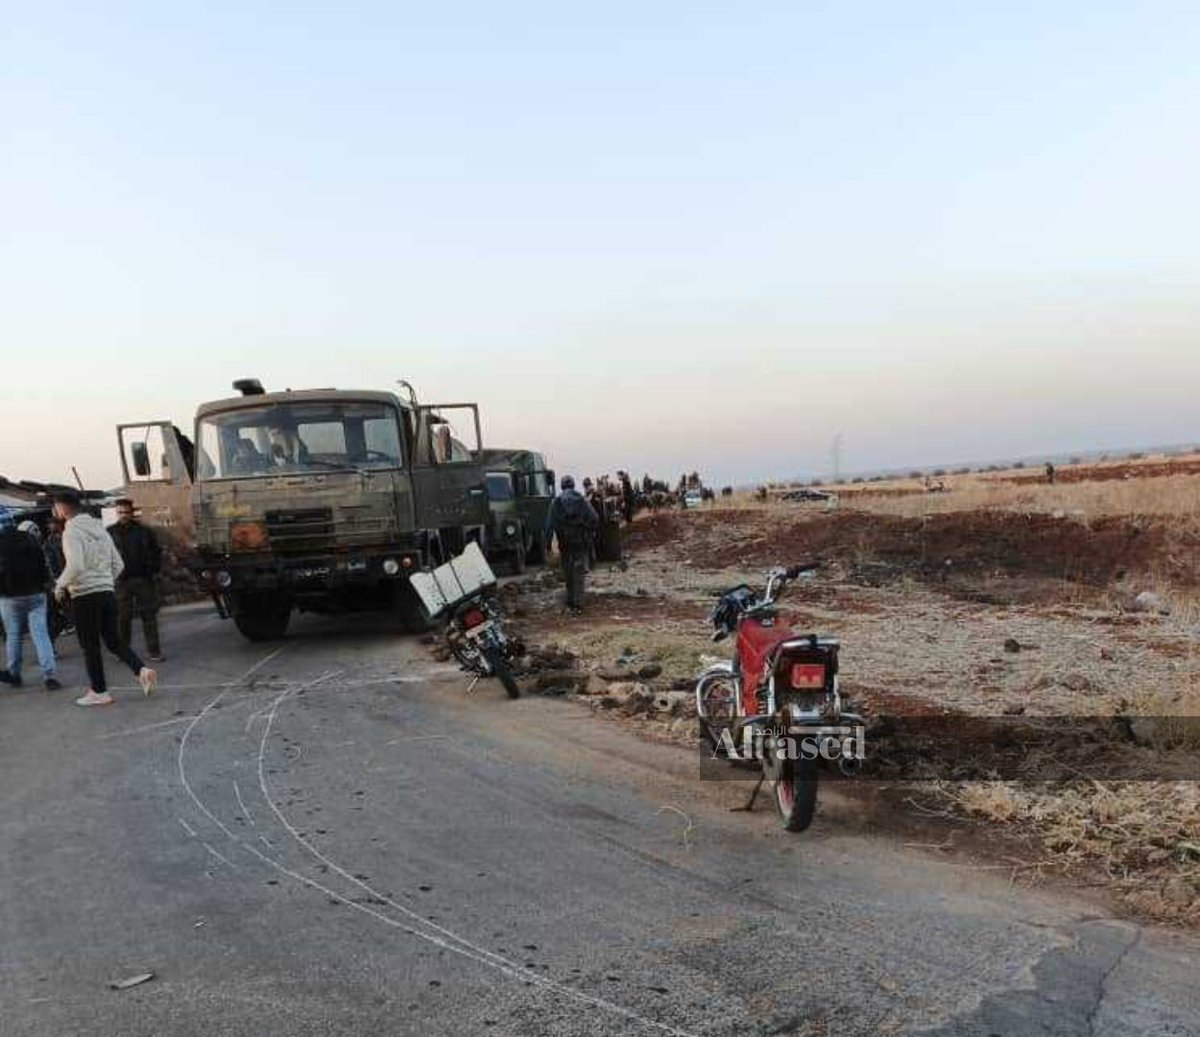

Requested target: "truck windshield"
[
  {"left": 196, "top": 402, "right": 404, "bottom": 480},
  {"left": 486, "top": 473, "right": 514, "bottom": 501}
]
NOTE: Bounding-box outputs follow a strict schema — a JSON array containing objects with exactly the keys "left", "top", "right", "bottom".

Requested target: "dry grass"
[
  {"left": 949, "top": 778, "right": 1200, "bottom": 924},
  {"left": 736, "top": 452, "right": 1200, "bottom": 522},
  {"left": 842, "top": 474, "right": 1200, "bottom": 522}
]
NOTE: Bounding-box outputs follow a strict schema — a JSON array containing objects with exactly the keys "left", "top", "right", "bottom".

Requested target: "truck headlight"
[
  {"left": 230, "top": 520, "right": 269, "bottom": 552},
  {"left": 382, "top": 558, "right": 400, "bottom": 575}
]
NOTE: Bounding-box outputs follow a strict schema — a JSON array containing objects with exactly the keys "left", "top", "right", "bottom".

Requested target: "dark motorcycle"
[
  {"left": 410, "top": 542, "right": 522, "bottom": 699},
  {"left": 443, "top": 593, "right": 522, "bottom": 699},
  {"left": 695, "top": 562, "right": 864, "bottom": 832}
]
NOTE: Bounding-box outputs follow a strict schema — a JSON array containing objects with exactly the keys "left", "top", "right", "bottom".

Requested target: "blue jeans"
[{"left": 1, "top": 593, "right": 57, "bottom": 680}]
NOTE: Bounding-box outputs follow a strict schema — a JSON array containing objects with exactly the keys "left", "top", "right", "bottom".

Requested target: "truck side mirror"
[{"left": 131, "top": 441, "right": 152, "bottom": 477}]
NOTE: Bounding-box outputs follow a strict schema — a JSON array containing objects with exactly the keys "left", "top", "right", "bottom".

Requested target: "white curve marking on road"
[
  {"left": 178, "top": 672, "right": 585, "bottom": 988},
  {"left": 255, "top": 682, "right": 701, "bottom": 1037},
  {"left": 102, "top": 715, "right": 195, "bottom": 739},
  {"left": 203, "top": 842, "right": 236, "bottom": 869},
  {"left": 232, "top": 780, "right": 255, "bottom": 826}
]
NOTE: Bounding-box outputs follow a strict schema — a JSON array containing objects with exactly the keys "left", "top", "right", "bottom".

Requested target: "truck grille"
[{"left": 265, "top": 507, "right": 335, "bottom": 555}]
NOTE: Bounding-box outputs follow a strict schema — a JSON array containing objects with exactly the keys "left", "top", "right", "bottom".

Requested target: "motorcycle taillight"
[
  {"left": 789, "top": 663, "right": 826, "bottom": 689},
  {"left": 462, "top": 607, "right": 486, "bottom": 629},
  {"left": 775, "top": 644, "right": 837, "bottom": 691}
]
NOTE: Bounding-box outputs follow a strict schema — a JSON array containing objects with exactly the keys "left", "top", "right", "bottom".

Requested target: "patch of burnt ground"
[{"left": 627, "top": 508, "right": 1200, "bottom": 590}]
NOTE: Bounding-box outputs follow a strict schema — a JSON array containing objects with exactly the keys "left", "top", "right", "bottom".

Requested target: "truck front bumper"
[{"left": 195, "top": 548, "right": 426, "bottom": 595}]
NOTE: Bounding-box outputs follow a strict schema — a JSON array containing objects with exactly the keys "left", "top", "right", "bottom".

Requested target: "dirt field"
[{"left": 504, "top": 459, "right": 1200, "bottom": 929}]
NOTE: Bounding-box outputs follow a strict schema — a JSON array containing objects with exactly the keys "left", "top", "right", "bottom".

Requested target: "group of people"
[{"left": 0, "top": 494, "right": 163, "bottom": 706}]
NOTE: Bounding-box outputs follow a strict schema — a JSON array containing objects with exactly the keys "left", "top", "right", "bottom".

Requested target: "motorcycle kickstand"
[
  {"left": 731, "top": 773, "right": 765, "bottom": 813},
  {"left": 466, "top": 675, "right": 481, "bottom": 695}
]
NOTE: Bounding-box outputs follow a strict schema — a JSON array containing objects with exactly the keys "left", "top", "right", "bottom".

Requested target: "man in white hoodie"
[{"left": 52, "top": 492, "right": 157, "bottom": 706}]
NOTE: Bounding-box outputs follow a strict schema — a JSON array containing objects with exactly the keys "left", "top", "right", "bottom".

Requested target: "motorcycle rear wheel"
[
  {"left": 774, "top": 755, "right": 819, "bottom": 832},
  {"left": 482, "top": 644, "right": 521, "bottom": 699}
]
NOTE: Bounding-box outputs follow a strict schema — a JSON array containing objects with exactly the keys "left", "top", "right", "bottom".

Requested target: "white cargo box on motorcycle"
[{"left": 409, "top": 541, "right": 497, "bottom": 619}]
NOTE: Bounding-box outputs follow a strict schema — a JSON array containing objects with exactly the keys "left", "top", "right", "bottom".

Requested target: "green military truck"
[
  {"left": 479, "top": 449, "right": 555, "bottom": 573},
  {"left": 117, "top": 379, "right": 490, "bottom": 640}
]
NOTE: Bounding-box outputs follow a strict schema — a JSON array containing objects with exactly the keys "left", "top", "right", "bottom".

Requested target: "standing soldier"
[
  {"left": 619, "top": 470, "right": 636, "bottom": 523},
  {"left": 545, "top": 476, "right": 599, "bottom": 615},
  {"left": 108, "top": 499, "right": 165, "bottom": 662},
  {"left": 581, "top": 478, "right": 599, "bottom": 567}
]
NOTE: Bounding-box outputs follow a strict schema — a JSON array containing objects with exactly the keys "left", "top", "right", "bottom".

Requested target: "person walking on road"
[
  {"left": 52, "top": 492, "right": 157, "bottom": 706},
  {"left": 545, "top": 475, "right": 599, "bottom": 615},
  {"left": 108, "top": 498, "right": 165, "bottom": 661},
  {"left": 0, "top": 507, "right": 61, "bottom": 690}
]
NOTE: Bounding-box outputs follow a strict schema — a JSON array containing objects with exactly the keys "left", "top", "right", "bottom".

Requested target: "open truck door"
[
  {"left": 117, "top": 421, "right": 196, "bottom": 541},
  {"left": 409, "top": 403, "right": 488, "bottom": 555}
]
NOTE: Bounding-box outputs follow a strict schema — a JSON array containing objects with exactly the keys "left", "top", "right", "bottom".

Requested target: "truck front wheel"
[
  {"left": 527, "top": 529, "right": 548, "bottom": 566},
  {"left": 231, "top": 592, "right": 292, "bottom": 641}
]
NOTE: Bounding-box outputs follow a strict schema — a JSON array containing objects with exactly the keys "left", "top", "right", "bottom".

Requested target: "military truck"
[
  {"left": 478, "top": 449, "right": 555, "bottom": 572},
  {"left": 117, "top": 380, "right": 489, "bottom": 640}
]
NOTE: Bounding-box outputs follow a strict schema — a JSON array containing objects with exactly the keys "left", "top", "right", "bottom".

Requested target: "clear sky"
[{"left": 4, "top": 2, "right": 1200, "bottom": 489}]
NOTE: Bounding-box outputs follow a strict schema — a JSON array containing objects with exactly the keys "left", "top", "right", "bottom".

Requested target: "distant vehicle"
[
  {"left": 684, "top": 489, "right": 704, "bottom": 508},
  {"left": 477, "top": 449, "right": 555, "bottom": 571},
  {"left": 117, "top": 379, "right": 490, "bottom": 640},
  {"left": 780, "top": 488, "right": 833, "bottom": 503}
]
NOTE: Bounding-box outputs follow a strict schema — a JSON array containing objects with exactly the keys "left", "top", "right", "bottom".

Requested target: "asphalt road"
[{"left": 2, "top": 604, "right": 1199, "bottom": 1037}]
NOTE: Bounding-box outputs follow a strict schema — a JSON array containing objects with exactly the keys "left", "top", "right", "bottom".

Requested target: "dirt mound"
[{"left": 626, "top": 508, "right": 1198, "bottom": 588}]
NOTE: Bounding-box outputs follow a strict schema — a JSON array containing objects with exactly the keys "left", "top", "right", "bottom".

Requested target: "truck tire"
[
  {"left": 510, "top": 540, "right": 527, "bottom": 575},
  {"left": 528, "top": 530, "right": 548, "bottom": 566},
  {"left": 231, "top": 592, "right": 291, "bottom": 641},
  {"left": 395, "top": 583, "right": 437, "bottom": 634}
]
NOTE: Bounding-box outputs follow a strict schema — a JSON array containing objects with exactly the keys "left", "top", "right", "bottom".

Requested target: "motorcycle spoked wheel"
[
  {"left": 449, "top": 639, "right": 483, "bottom": 673},
  {"left": 697, "top": 674, "right": 739, "bottom": 753},
  {"left": 772, "top": 753, "right": 819, "bottom": 833},
  {"left": 480, "top": 643, "right": 521, "bottom": 699},
  {"left": 450, "top": 636, "right": 520, "bottom": 699}
]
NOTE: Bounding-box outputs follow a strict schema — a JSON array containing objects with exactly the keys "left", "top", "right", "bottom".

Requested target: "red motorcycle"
[{"left": 695, "top": 563, "right": 863, "bottom": 832}]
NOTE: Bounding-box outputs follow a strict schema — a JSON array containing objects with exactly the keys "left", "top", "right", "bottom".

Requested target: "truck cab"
[{"left": 117, "top": 380, "right": 489, "bottom": 640}]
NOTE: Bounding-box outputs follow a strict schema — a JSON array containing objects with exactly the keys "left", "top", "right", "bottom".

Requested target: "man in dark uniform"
[
  {"left": 108, "top": 499, "right": 165, "bottom": 661},
  {"left": 545, "top": 475, "right": 599, "bottom": 614},
  {"left": 618, "top": 470, "right": 636, "bottom": 523}
]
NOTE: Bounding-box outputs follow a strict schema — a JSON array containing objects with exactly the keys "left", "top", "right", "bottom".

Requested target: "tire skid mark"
[
  {"left": 179, "top": 663, "right": 701, "bottom": 1037},
  {"left": 232, "top": 780, "right": 255, "bottom": 826},
  {"left": 203, "top": 842, "right": 236, "bottom": 869},
  {"left": 257, "top": 681, "right": 702, "bottom": 1037}
]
